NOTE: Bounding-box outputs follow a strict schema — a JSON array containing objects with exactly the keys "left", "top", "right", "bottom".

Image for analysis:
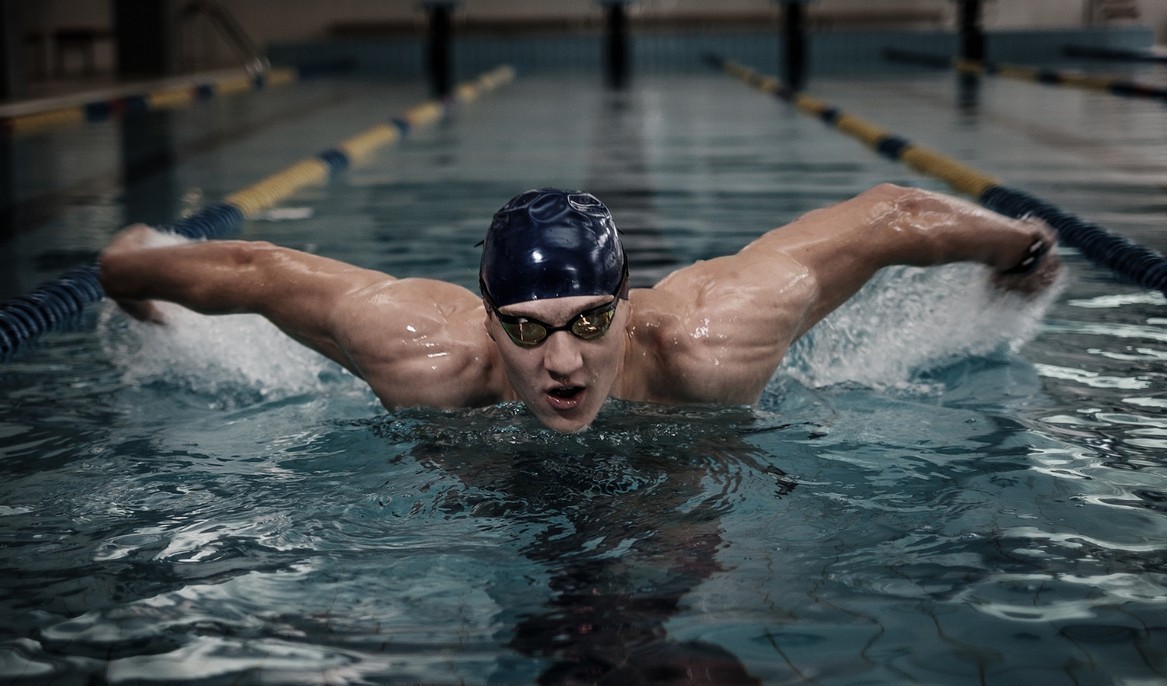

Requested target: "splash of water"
[
  {"left": 97, "top": 230, "right": 361, "bottom": 401},
  {"left": 780, "top": 263, "right": 1062, "bottom": 392},
  {"left": 97, "top": 230, "right": 1060, "bottom": 405},
  {"left": 98, "top": 302, "right": 359, "bottom": 401}
]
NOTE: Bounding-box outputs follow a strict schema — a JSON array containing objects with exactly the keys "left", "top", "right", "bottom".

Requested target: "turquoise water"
[{"left": 1, "top": 71, "right": 1165, "bottom": 683}]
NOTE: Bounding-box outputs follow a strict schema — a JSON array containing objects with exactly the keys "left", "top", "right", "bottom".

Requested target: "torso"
[{"left": 341, "top": 260, "right": 810, "bottom": 411}]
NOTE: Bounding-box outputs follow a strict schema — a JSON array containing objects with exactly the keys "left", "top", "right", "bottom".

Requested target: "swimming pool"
[{"left": 1, "top": 67, "right": 1165, "bottom": 684}]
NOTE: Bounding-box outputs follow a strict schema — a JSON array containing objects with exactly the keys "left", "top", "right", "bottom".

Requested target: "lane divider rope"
[
  {"left": 704, "top": 54, "right": 1167, "bottom": 296},
  {"left": 1063, "top": 44, "right": 1167, "bottom": 65},
  {"left": 883, "top": 48, "right": 1167, "bottom": 101},
  {"left": 2, "top": 67, "right": 300, "bottom": 135},
  {"left": 0, "top": 64, "right": 516, "bottom": 360}
]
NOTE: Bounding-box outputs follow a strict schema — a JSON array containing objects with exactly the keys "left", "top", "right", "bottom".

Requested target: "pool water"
[{"left": 1, "top": 70, "right": 1165, "bottom": 684}]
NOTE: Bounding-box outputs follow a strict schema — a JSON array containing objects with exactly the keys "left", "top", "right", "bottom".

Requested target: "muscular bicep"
[
  {"left": 635, "top": 253, "right": 819, "bottom": 403},
  {"left": 654, "top": 249, "right": 821, "bottom": 343},
  {"left": 631, "top": 184, "right": 1057, "bottom": 404},
  {"left": 165, "top": 244, "right": 400, "bottom": 371},
  {"left": 100, "top": 237, "right": 389, "bottom": 318},
  {"left": 258, "top": 271, "right": 499, "bottom": 409},
  {"left": 245, "top": 249, "right": 394, "bottom": 361},
  {"left": 731, "top": 184, "right": 1054, "bottom": 326}
]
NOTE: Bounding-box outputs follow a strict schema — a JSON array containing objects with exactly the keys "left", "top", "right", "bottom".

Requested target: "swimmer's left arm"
[
  {"left": 636, "top": 184, "right": 1059, "bottom": 405},
  {"left": 99, "top": 225, "right": 501, "bottom": 407},
  {"left": 739, "top": 183, "right": 1060, "bottom": 339}
]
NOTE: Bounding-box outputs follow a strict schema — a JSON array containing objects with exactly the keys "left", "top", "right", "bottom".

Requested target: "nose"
[{"left": 542, "top": 331, "right": 584, "bottom": 379}]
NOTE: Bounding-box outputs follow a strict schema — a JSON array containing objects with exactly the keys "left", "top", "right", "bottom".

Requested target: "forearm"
[
  {"left": 98, "top": 236, "right": 277, "bottom": 315},
  {"left": 97, "top": 225, "right": 402, "bottom": 361},
  {"left": 734, "top": 184, "right": 1058, "bottom": 341},
  {"left": 752, "top": 184, "right": 1044, "bottom": 272},
  {"left": 861, "top": 184, "right": 1047, "bottom": 271}
]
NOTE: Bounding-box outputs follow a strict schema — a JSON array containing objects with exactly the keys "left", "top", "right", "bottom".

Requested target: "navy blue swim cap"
[{"left": 480, "top": 188, "right": 627, "bottom": 307}]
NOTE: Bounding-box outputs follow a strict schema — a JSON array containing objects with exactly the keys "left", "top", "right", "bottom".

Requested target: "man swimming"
[{"left": 98, "top": 185, "right": 1060, "bottom": 433}]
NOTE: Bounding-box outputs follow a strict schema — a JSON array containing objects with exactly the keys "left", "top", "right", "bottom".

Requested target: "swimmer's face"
[{"left": 486, "top": 294, "right": 628, "bottom": 433}]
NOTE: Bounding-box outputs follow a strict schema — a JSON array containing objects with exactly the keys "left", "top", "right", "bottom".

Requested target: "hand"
[
  {"left": 103, "top": 223, "right": 162, "bottom": 255},
  {"left": 991, "top": 223, "right": 1062, "bottom": 297},
  {"left": 99, "top": 224, "right": 169, "bottom": 323}
]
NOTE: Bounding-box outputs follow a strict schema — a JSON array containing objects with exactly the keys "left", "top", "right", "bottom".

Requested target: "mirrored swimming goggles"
[{"left": 490, "top": 299, "right": 619, "bottom": 348}]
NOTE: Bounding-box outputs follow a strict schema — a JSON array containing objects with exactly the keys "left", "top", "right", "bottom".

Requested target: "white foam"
[
  {"left": 98, "top": 229, "right": 360, "bottom": 400},
  {"left": 780, "top": 263, "right": 1062, "bottom": 391},
  {"left": 99, "top": 302, "right": 358, "bottom": 399},
  {"left": 99, "top": 230, "right": 1060, "bottom": 402}
]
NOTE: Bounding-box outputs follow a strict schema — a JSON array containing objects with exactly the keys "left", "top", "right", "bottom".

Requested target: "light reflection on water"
[
  {"left": 0, "top": 73, "right": 1165, "bottom": 683},
  {"left": 3, "top": 270, "right": 1161, "bottom": 683}
]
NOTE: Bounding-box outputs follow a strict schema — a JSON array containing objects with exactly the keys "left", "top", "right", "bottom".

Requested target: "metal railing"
[{"left": 177, "top": 0, "right": 270, "bottom": 76}]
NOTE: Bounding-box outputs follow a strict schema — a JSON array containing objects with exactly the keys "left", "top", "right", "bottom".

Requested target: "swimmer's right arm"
[
  {"left": 97, "top": 225, "right": 499, "bottom": 403},
  {"left": 98, "top": 224, "right": 391, "bottom": 369},
  {"left": 97, "top": 225, "right": 172, "bottom": 323}
]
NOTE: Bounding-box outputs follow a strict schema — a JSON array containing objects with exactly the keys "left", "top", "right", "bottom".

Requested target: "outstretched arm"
[
  {"left": 737, "top": 183, "right": 1059, "bottom": 338},
  {"left": 98, "top": 225, "right": 502, "bottom": 407},
  {"left": 98, "top": 224, "right": 390, "bottom": 367},
  {"left": 629, "top": 184, "right": 1060, "bottom": 404}
]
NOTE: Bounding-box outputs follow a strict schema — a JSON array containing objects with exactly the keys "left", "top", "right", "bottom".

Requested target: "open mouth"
[{"left": 548, "top": 386, "right": 584, "bottom": 400}]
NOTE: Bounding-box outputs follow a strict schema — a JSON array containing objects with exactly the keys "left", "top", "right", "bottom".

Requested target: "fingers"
[
  {"left": 991, "top": 238, "right": 1062, "bottom": 297},
  {"left": 101, "top": 224, "right": 169, "bottom": 324},
  {"left": 999, "top": 235, "right": 1051, "bottom": 275},
  {"left": 104, "top": 224, "right": 160, "bottom": 255}
]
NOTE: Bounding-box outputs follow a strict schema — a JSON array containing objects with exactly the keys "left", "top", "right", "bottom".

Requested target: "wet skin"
[
  {"left": 98, "top": 185, "right": 1062, "bottom": 433},
  {"left": 487, "top": 294, "right": 631, "bottom": 434}
]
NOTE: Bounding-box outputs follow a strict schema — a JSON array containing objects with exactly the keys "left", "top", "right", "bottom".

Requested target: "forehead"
[{"left": 497, "top": 294, "right": 614, "bottom": 321}]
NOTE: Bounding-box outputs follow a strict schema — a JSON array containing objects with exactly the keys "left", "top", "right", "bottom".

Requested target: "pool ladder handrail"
[{"left": 178, "top": 0, "right": 270, "bottom": 77}]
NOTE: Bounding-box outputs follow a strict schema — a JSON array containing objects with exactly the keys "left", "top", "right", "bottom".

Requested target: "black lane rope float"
[
  {"left": 704, "top": 54, "right": 1167, "bottom": 296},
  {"left": 1063, "top": 44, "right": 1167, "bottom": 65},
  {"left": 884, "top": 48, "right": 1167, "bottom": 101},
  {"left": 0, "top": 65, "right": 516, "bottom": 361}
]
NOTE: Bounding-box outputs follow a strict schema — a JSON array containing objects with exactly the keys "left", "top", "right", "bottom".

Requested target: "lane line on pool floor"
[
  {"left": 704, "top": 53, "right": 1167, "bottom": 298},
  {"left": 0, "top": 64, "right": 516, "bottom": 361}
]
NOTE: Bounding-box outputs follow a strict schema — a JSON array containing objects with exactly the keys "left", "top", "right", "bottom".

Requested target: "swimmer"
[{"left": 98, "top": 184, "right": 1060, "bottom": 433}]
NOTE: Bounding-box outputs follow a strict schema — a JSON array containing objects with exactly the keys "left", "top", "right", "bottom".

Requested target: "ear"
[{"left": 482, "top": 301, "right": 497, "bottom": 341}]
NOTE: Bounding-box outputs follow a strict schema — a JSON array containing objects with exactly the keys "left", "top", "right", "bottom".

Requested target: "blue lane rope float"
[
  {"left": 0, "top": 65, "right": 516, "bottom": 361},
  {"left": 883, "top": 48, "right": 1167, "bottom": 102},
  {"left": 703, "top": 54, "right": 1167, "bottom": 296},
  {"left": 1, "top": 68, "right": 300, "bottom": 135}
]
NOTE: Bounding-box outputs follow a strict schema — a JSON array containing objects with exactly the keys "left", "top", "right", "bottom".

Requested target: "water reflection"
[{"left": 371, "top": 403, "right": 799, "bottom": 683}]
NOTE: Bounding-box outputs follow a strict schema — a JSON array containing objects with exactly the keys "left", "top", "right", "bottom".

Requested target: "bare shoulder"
[
  {"left": 616, "top": 183, "right": 1061, "bottom": 407},
  {"left": 619, "top": 256, "right": 815, "bottom": 405},
  {"left": 329, "top": 278, "right": 506, "bottom": 408}
]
